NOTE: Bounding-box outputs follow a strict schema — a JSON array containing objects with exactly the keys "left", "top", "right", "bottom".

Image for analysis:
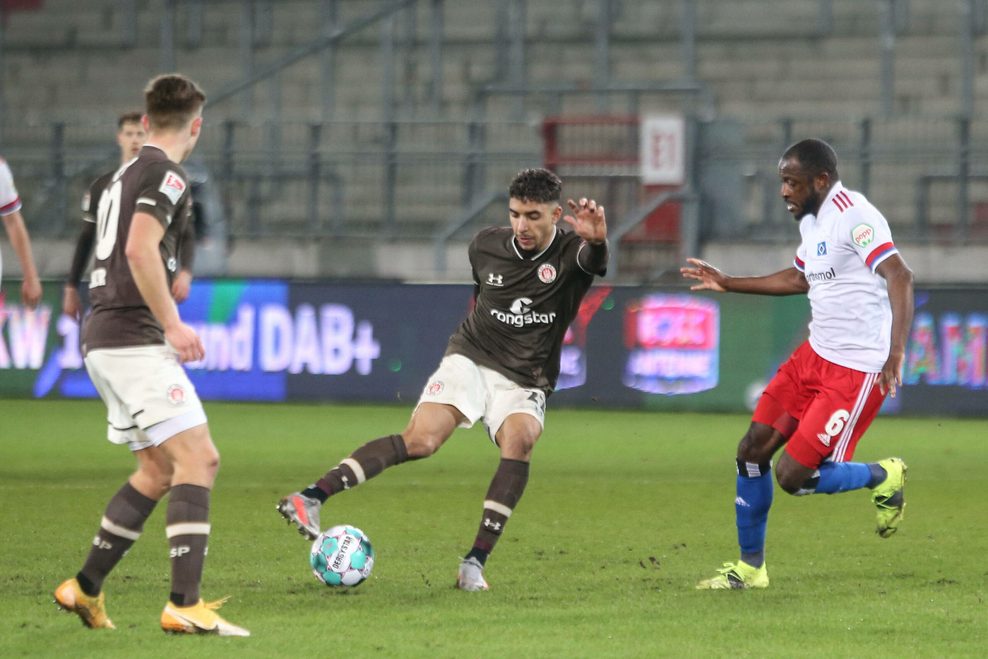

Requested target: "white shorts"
[
  {"left": 416, "top": 353, "right": 546, "bottom": 443},
  {"left": 84, "top": 345, "right": 207, "bottom": 452}
]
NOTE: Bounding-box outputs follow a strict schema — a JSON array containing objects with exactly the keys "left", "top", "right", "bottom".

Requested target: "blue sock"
[
  {"left": 812, "top": 462, "right": 873, "bottom": 494},
  {"left": 736, "top": 460, "right": 773, "bottom": 568}
]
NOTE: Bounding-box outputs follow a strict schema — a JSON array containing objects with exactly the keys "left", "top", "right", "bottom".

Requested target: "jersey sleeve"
[
  {"left": 844, "top": 206, "right": 898, "bottom": 273},
  {"left": 135, "top": 164, "right": 190, "bottom": 228},
  {"left": 467, "top": 235, "right": 481, "bottom": 285},
  {"left": 81, "top": 176, "right": 106, "bottom": 224},
  {"left": 794, "top": 243, "right": 807, "bottom": 272},
  {"left": 576, "top": 239, "right": 608, "bottom": 276},
  {"left": 0, "top": 159, "right": 22, "bottom": 216}
]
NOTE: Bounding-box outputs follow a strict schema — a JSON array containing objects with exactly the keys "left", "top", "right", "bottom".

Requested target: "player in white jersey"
[
  {"left": 0, "top": 157, "right": 42, "bottom": 308},
  {"left": 681, "top": 138, "right": 915, "bottom": 589}
]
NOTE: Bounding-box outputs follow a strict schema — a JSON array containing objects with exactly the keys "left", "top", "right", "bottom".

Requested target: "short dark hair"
[
  {"left": 509, "top": 167, "right": 562, "bottom": 203},
  {"left": 781, "top": 138, "right": 839, "bottom": 179},
  {"left": 144, "top": 73, "right": 206, "bottom": 131},
  {"left": 117, "top": 111, "right": 143, "bottom": 129}
]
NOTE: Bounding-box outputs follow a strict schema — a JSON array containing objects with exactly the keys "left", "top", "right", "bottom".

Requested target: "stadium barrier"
[{"left": 1, "top": 279, "right": 984, "bottom": 417}]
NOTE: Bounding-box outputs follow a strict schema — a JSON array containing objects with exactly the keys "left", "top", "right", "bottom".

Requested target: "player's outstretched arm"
[
  {"left": 680, "top": 258, "right": 729, "bottom": 292},
  {"left": 681, "top": 258, "right": 808, "bottom": 296},
  {"left": 876, "top": 254, "right": 914, "bottom": 398}
]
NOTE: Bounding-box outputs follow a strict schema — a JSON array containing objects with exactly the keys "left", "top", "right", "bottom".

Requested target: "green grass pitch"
[{"left": 2, "top": 398, "right": 986, "bottom": 657}]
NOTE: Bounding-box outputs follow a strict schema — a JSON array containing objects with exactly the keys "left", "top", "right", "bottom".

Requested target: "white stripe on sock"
[
  {"left": 166, "top": 522, "right": 211, "bottom": 538},
  {"left": 341, "top": 458, "right": 366, "bottom": 484},
  {"left": 483, "top": 500, "right": 513, "bottom": 518},
  {"left": 101, "top": 515, "right": 141, "bottom": 541}
]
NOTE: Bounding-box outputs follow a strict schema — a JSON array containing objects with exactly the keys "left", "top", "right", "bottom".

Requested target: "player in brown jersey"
[
  {"left": 278, "top": 168, "right": 608, "bottom": 590},
  {"left": 54, "top": 74, "right": 248, "bottom": 636},
  {"left": 62, "top": 111, "right": 196, "bottom": 321}
]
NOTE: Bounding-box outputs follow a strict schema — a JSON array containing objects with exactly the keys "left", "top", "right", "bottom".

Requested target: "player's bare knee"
[
  {"left": 402, "top": 430, "right": 444, "bottom": 458},
  {"left": 134, "top": 470, "right": 171, "bottom": 499},
  {"left": 203, "top": 450, "right": 220, "bottom": 478},
  {"left": 775, "top": 471, "right": 804, "bottom": 495},
  {"left": 774, "top": 463, "right": 808, "bottom": 495},
  {"left": 737, "top": 434, "right": 770, "bottom": 464},
  {"left": 737, "top": 423, "right": 783, "bottom": 464},
  {"left": 499, "top": 430, "right": 539, "bottom": 461}
]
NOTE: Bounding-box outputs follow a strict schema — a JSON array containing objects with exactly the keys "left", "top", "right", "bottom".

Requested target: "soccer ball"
[{"left": 309, "top": 525, "right": 375, "bottom": 587}]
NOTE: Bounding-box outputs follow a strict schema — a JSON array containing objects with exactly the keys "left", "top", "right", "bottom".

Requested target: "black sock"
[
  {"left": 75, "top": 572, "right": 99, "bottom": 597},
  {"left": 466, "top": 548, "right": 489, "bottom": 566}
]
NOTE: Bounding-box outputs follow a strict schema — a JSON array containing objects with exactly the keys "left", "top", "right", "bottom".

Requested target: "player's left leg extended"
[
  {"left": 280, "top": 434, "right": 410, "bottom": 539},
  {"left": 778, "top": 375, "right": 907, "bottom": 538},
  {"left": 279, "top": 402, "right": 464, "bottom": 539}
]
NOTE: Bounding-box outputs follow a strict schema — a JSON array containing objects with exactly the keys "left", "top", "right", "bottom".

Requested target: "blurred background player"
[
  {"left": 54, "top": 73, "right": 248, "bottom": 636},
  {"left": 681, "top": 138, "right": 914, "bottom": 589},
  {"left": 0, "top": 155, "right": 42, "bottom": 308},
  {"left": 63, "top": 111, "right": 195, "bottom": 322},
  {"left": 278, "top": 167, "right": 608, "bottom": 591}
]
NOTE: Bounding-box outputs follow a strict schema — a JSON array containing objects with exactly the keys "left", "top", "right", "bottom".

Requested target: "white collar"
[{"left": 511, "top": 226, "right": 557, "bottom": 260}]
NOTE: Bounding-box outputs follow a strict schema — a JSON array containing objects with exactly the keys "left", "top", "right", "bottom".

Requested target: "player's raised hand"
[
  {"left": 165, "top": 320, "right": 205, "bottom": 363},
  {"left": 680, "top": 258, "right": 729, "bottom": 292},
  {"left": 564, "top": 197, "right": 607, "bottom": 244}
]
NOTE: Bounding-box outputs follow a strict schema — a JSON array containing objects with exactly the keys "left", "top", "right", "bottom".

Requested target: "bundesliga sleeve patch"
[
  {"left": 851, "top": 223, "right": 875, "bottom": 248},
  {"left": 158, "top": 171, "right": 187, "bottom": 205}
]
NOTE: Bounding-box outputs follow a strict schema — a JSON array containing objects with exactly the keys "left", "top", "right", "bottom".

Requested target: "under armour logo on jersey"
[
  {"left": 487, "top": 273, "right": 504, "bottom": 286},
  {"left": 816, "top": 241, "right": 827, "bottom": 256}
]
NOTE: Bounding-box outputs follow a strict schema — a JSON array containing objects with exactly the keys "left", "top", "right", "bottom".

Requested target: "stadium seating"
[{"left": 1, "top": 0, "right": 986, "bottom": 280}]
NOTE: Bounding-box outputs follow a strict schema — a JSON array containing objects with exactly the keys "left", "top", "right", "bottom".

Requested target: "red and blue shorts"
[{"left": 752, "top": 341, "right": 886, "bottom": 469}]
